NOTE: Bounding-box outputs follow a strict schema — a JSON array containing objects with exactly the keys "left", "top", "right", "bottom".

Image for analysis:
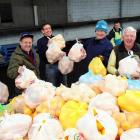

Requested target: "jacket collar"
[{"left": 118, "top": 42, "right": 138, "bottom": 52}]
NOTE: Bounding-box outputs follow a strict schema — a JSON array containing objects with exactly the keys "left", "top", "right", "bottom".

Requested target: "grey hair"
[{"left": 123, "top": 26, "right": 137, "bottom": 36}]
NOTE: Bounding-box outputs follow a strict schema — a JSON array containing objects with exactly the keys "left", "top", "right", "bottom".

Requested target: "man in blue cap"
[
  {"left": 7, "top": 32, "right": 40, "bottom": 97},
  {"left": 83, "top": 20, "right": 113, "bottom": 73}
]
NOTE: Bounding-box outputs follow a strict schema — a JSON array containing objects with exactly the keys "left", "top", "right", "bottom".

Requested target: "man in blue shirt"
[{"left": 84, "top": 20, "right": 113, "bottom": 72}]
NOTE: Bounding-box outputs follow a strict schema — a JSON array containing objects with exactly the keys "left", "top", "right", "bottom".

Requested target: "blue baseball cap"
[
  {"left": 95, "top": 20, "right": 109, "bottom": 33},
  {"left": 20, "top": 32, "right": 33, "bottom": 40}
]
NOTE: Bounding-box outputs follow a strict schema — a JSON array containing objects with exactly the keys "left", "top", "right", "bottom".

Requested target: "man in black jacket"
[
  {"left": 37, "top": 23, "right": 63, "bottom": 86},
  {"left": 107, "top": 20, "right": 122, "bottom": 47}
]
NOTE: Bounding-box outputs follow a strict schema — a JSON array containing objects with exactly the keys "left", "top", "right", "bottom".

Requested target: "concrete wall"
[
  {"left": 35, "top": 0, "right": 67, "bottom": 25},
  {"left": 1, "top": 20, "right": 140, "bottom": 45},
  {"left": 0, "top": 0, "right": 34, "bottom": 27}
]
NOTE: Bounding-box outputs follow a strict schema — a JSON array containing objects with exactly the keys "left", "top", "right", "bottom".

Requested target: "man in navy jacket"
[{"left": 84, "top": 20, "right": 113, "bottom": 72}]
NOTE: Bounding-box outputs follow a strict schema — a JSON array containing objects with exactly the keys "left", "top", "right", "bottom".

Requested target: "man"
[
  {"left": 7, "top": 32, "right": 40, "bottom": 97},
  {"left": 37, "top": 23, "right": 63, "bottom": 86},
  {"left": 83, "top": 20, "right": 113, "bottom": 73},
  {"left": 107, "top": 20, "right": 122, "bottom": 47},
  {"left": 7, "top": 32, "right": 39, "bottom": 79},
  {"left": 107, "top": 26, "right": 140, "bottom": 76}
]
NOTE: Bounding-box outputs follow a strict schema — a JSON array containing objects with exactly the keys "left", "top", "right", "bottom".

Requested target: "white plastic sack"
[
  {"left": 56, "top": 83, "right": 96, "bottom": 103},
  {"left": 28, "top": 113, "right": 63, "bottom": 140},
  {"left": 15, "top": 65, "right": 37, "bottom": 89},
  {"left": 120, "top": 128, "right": 140, "bottom": 140},
  {"left": 46, "top": 41, "right": 65, "bottom": 64},
  {"left": 99, "top": 74, "right": 128, "bottom": 97},
  {"left": 89, "top": 92, "right": 119, "bottom": 115},
  {"left": 0, "top": 81, "right": 9, "bottom": 103},
  {"left": 68, "top": 40, "right": 86, "bottom": 62},
  {"left": 24, "top": 80, "right": 56, "bottom": 109},
  {"left": 0, "top": 114, "right": 32, "bottom": 140},
  {"left": 118, "top": 54, "right": 140, "bottom": 78},
  {"left": 58, "top": 56, "right": 74, "bottom": 74},
  {"left": 50, "top": 34, "right": 65, "bottom": 49},
  {"left": 77, "top": 108, "right": 118, "bottom": 140}
]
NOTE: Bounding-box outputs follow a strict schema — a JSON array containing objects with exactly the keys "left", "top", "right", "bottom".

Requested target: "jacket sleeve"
[
  {"left": 107, "top": 50, "right": 118, "bottom": 75},
  {"left": 7, "top": 55, "right": 23, "bottom": 79},
  {"left": 107, "top": 29, "right": 114, "bottom": 40},
  {"left": 102, "top": 42, "right": 113, "bottom": 67},
  {"left": 37, "top": 39, "right": 48, "bottom": 60}
]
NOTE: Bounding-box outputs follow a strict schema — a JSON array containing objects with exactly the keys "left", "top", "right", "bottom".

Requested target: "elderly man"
[
  {"left": 107, "top": 26, "right": 140, "bottom": 76},
  {"left": 7, "top": 32, "right": 40, "bottom": 97},
  {"left": 7, "top": 32, "right": 40, "bottom": 79}
]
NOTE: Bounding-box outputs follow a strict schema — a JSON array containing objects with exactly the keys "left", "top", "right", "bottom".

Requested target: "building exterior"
[{"left": 0, "top": 0, "right": 140, "bottom": 44}]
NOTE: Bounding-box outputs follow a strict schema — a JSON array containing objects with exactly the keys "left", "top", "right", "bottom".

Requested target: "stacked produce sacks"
[{"left": 1, "top": 53, "right": 140, "bottom": 140}]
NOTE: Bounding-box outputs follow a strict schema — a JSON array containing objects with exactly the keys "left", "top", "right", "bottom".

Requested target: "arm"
[
  {"left": 107, "top": 50, "right": 118, "bottom": 75},
  {"left": 37, "top": 39, "right": 49, "bottom": 60},
  {"left": 7, "top": 55, "right": 23, "bottom": 79},
  {"left": 107, "top": 29, "right": 114, "bottom": 40},
  {"left": 102, "top": 42, "right": 113, "bottom": 67}
]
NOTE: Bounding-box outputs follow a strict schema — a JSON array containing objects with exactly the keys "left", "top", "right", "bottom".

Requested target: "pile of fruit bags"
[{"left": 1, "top": 64, "right": 140, "bottom": 140}]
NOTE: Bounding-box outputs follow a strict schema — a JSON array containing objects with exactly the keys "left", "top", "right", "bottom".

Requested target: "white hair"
[{"left": 123, "top": 26, "right": 137, "bottom": 36}]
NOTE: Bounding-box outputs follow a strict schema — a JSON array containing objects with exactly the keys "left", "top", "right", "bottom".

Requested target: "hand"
[
  {"left": 131, "top": 71, "right": 140, "bottom": 79},
  {"left": 98, "top": 55, "right": 104, "bottom": 61}
]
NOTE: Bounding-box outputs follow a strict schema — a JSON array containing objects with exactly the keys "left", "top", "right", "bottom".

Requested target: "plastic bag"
[
  {"left": 89, "top": 92, "right": 119, "bottom": 115},
  {"left": 118, "top": 53, "right": 140, "bottom": 78},
  {"left": 79, "top": 70, "right": 103, "bottom": 84},
  {"left": 28, "top": 113, "right": 63, "bottom": 140},
  {"left": 118, "top": 90, "right": 140, "bottom": 113},
  {"left": 112, "top": 111, "right": 140, "bottom": 136},
  {"left": 127, "top": 79, "right": 140, "bottom": 90},
  {"left": 88, "top": 57, "right": 107, "bottom": 76},
  {"left": 56, "top": 83, "right": 96, "bottom": 103},
  {"left": 15, "top": 65, "right": 37, "bottom": 89},
  {"left": 0, "top": 81, "right": 9, "bottom": 103},
  {"left": 35, "top": 96, "right": 65, "bottom": 117},
  {"left": 46, "top": 40, "right": 65, "bottom": 64},
  {"left": 50, "top": 34, "right": 65, "bottom": 49},
  {"left": 0, "top": 114, "right": 32, "bottom": 140},
  {"left": 99, "top": 74, "right": 128, "bottom": 97},
  {"left": 120, "top": 128, "right": 140, "bottom": 140},
  {"left": 59, "top": 100, "right": 88, "bottom": 129},
  {"left": 58, "top": 56, "right": 74, "bottom": 74},
  {"left": 68, "top": 39, "right": 86, "bottom": 62},
  {"left": 10, "top": 95, "right": 25, "bottom": 113},
  {"left": 24, "top": 80, "right": 55, "bottom": 109},
  {"left": 77, "top": 108, "right": 118, "bottom": 140}
]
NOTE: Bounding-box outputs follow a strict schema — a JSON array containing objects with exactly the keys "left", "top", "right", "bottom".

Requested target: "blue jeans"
[{"left": 45, "top": 64, "right": 64, "bottom": 87}]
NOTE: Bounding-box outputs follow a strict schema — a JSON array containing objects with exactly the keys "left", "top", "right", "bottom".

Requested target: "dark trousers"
[{"left": 45, "top": 64, "right": 64, "bottom": 87}]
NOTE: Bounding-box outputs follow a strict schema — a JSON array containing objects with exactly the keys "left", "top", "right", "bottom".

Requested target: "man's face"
[
  {"left": 123, "top": 30, "right": 136, "bottom": 49},
  {"left": 20, "top": 37, "right": 33, "bottom": 53},
  {"left": 114, "top": 22, "right": 121, "bottom": 31},
  {"left": 42, "top": 24, "right": 52, "bottom": 37},
  {"left": 95, "top": 30, "right": 106, "bottom": 40}
]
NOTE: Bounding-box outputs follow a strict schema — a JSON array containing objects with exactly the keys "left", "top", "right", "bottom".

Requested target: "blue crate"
[{"left": 0, "top": 44, "right": 17, "bottom": 66}]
